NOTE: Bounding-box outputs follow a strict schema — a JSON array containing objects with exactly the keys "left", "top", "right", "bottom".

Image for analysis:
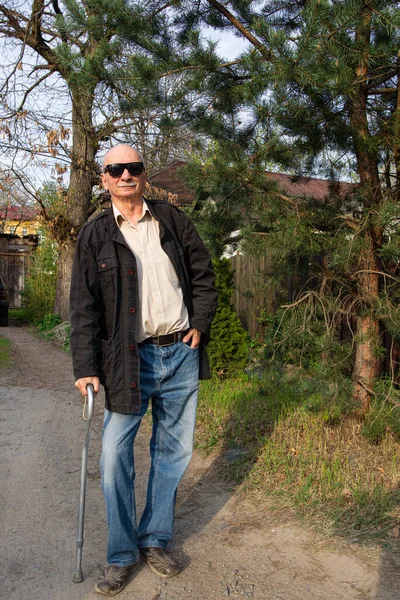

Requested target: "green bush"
[
  {"left": 21, "top": 236, "right": 58, "bottom": 322},
  {"left": 207, "top": 258, "right": 249, "bottom": 376},
  {"left": 37, "top": 313, "right": 62, "bottom": 332}
]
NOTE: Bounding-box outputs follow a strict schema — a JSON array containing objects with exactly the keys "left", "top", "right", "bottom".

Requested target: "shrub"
[
  {"left": 21, "top": 236, "right": 58, "bottom": 322},
  {"left": 207, "top": 258, "right": 249, "bottom": 376},
  {"left": 37, "top": 313, "right": 62, "bottom": 331}
]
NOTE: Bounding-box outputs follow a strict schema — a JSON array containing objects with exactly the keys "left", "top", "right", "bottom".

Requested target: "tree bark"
[
  {"left": 53, "top": 86, "right": 98, "bottom": 320},
  {"left": 394, "top": 50, "right": 400, "bottom": 199},
  {"left": 54, "top": 240, "right": 76, "bottom": 322},
  {"left": 352, "top": 237, "right": 381, "bottom": 412},
  {"left": 348, "top": 7, "right": 382, "bottom": 413}
]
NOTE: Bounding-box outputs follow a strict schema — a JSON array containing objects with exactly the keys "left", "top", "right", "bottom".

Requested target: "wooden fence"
[
  {"left": 229, "top": 253, "right": 309, "bottom": 338},
  {"left": 228, "top": 252, "right": 399, "bottom": 376}
]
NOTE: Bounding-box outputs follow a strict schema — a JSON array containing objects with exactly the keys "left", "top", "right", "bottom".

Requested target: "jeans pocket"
[{"left": 182, "top": 341, "right": 199, "bottom": 351}]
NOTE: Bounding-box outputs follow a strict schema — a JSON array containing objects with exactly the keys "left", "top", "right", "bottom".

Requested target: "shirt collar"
[{"left": 112, "top": 199, "right": 150, "bottom": 228}]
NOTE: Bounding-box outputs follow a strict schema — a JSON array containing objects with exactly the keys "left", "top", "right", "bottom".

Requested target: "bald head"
[{"left": 102, "top": 145, "right": 145, "bottom": 171}]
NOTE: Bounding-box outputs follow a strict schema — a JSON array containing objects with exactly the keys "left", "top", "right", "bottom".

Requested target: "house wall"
[{"left": 0, "top": 219, "right": 41, "bottom": 236}]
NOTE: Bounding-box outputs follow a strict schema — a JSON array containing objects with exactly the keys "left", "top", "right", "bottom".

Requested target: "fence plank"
[{"left": 229, "top": 253, "right": 309, "bottom": 338}]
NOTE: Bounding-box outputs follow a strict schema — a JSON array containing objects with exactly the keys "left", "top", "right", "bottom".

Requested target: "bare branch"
[
  {"left": 16, "top": 68, "right": 56, "bottom": 113},
  {"left": 354, "top": 269, "right": 400, "bottom": 283},
  {"left": 0, "top": 2, "right": 58, "bottom": 69},
  {"left": 367, "top": 87, "right": 396, "bottom": 95}
]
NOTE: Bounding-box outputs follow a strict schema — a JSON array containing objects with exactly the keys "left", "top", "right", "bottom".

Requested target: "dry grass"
[{"left": 196, "top": 375, "right": 400, "bottom": 545}]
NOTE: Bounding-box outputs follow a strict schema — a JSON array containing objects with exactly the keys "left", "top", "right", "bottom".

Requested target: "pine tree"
[
  {"left": 175, "top": 0, "right": 400, "bottom": 411},
  {"left": 208, "top": 258, "right": 249, "bottom": 376}
]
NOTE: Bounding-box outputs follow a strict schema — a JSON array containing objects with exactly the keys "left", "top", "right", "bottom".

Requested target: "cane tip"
[{"left": 73, "top": 570, "right": 84, "bottom": 583}]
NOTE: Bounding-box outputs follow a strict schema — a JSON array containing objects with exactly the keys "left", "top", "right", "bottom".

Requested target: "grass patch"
[
  {"left": 8, "top": 308, "right": 32, "bottom": 324},
  {"left": 0, "top": 335, "right": 12, "bottom": 370},
  {"left": 196, "top": 373, "right": 400, "bottom": 546}
]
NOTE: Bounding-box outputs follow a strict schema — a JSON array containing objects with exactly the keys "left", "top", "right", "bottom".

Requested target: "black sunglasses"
[{"left": 103, "top": 162, "right": 145, "bottom": 178}]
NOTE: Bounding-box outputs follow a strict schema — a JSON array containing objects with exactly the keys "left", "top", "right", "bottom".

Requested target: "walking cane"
[{"left": 73, "top": 383, "right": 95, "bottom": 583}]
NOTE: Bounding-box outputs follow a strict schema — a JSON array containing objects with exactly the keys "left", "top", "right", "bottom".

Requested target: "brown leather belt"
[{"left": 139, "top": 329, "right": 190, "bottom": 347}]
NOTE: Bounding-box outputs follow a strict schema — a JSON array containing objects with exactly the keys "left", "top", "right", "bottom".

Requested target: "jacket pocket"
[{"left": 98, "top": 257, "right": 119, "bottom": 299}]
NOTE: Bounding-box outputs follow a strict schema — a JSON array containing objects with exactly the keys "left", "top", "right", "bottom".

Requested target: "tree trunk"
[
  {"left": 348, "top": 8, "right": 383, "bottom": 413},
  {"left": 394, "top": 53, "right": 400, "bottom": 199},
  {"left": 352, "top": 314, "right": 380, "bottom": 412},
  {"left": 54, "top": 241, "right": 75, "bottom": 322},
  {"left": 53, "top": 86, "right": 98, "bottom": 320},
  {"left": 351, "top": 232, "right": 381, "bottom": 412}
]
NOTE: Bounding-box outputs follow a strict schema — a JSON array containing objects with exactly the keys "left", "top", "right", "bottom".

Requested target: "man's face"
[{"left": 101, "top": 147, "right": 146, "bottom": 204}]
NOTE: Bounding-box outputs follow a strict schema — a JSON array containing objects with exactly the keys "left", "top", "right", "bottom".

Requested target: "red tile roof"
[
  {"left": 0, "top": 204, "right": 40, "bottom": 220},
  {"left": 148, "top": 162, "right": 195, "bottom": 206},
  {"left": 265, "top": 172, "right": 354, "bottom": 201},
  {"left": 146, "top": 162, "right": 355, "bottom": 207}
]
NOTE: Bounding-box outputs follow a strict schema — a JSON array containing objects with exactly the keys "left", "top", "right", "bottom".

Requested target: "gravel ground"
[{"left": 1, "top": 324, "right": 400, "bottom": 600}]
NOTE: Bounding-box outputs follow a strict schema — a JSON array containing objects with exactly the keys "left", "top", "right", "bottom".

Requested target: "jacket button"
[
  {"left": 128, "top": 269, "right": 134, "bottom": 275},
  {"left": 130, "top": 381, "right": 137, "bottom": 388},
  {"left": 129, "top": 307, "right": 136, "bottom": 313},
  {"left": 101, "top": 263, "right": 107, "bottom": 268},
  {"left": 129, "top": 344, "right": 135, "bottom": 351}
]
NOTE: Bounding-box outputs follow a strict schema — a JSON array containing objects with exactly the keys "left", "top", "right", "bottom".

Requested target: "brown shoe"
[
  {"left": 95, "top": 562, "right": 139, "bottom": 596},
  {"left": 140, "top": 547, "right": 182, "bottom": 578}
]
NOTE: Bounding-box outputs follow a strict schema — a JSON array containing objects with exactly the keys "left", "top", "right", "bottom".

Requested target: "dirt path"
[{"left": 1, "top": 325, "right": 399, "bottom": 600}]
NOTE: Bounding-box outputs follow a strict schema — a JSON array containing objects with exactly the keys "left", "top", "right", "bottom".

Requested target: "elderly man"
[{"left": 70, "top": 144, "right": 217, "bottom": 596}]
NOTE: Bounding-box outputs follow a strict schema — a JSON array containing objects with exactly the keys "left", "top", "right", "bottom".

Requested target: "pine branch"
[
  {"left": 333, "top": 215, "right": 361, "bottom": 230},
  {"left": 149, "top": 1, "right": 178, "bottom": 20},
  {"left": 51, "top": 0, "right": 68, "bottom": 43},
  {"left": 157, "top": 59, "right": 239, "bottom": 79},
  {"left": 204, "top": 0, "right": 272, "bottom": 60}
]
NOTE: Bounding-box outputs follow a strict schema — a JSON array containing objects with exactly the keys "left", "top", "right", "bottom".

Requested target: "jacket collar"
[{"left": 104, "top": 199, "right": 165, "bottom": 243}]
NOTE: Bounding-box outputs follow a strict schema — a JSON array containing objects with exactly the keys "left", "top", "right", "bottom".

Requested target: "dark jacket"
[{"left": 70, "top": 200, "right": 217, "bottom": 414}]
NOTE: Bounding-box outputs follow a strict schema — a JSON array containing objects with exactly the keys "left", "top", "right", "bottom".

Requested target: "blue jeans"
[{"left": 100, "top": 341, "right": 199, "bottom": 566}]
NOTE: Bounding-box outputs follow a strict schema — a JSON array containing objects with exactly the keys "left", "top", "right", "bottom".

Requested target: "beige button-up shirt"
[{"left": 113, "top": 200, "right": 190, "bottom": 343}]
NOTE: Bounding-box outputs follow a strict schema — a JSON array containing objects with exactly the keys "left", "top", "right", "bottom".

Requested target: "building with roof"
[
  {"left": 0, "top": 205, "right": 41, "bottom": 308},
  {"left": 147, "top": 161, "right": 196, "bottom": 207},
  {"left": 0, "top": 204, "right": 42, "bottom": 237},
  {"left": 146, "top": 161, "right": 355, "bottom": 208}
]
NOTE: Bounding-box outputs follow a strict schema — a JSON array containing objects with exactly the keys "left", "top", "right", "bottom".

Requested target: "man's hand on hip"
[
  {"left": 182, "top": 328, "right": 201, "bottom": 348},
  {"left": 74, "top": 376, "right": 100, "bottom": 397}
]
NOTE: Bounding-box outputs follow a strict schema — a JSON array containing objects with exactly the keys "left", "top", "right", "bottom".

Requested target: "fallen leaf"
[{"left": 390, "top": 526, "right": 400, "bottom": 538}]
